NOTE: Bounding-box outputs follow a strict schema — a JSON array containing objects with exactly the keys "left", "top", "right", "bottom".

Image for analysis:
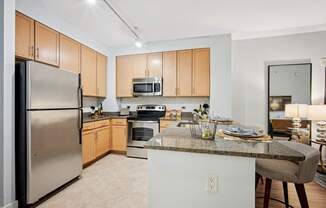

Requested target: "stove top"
[{"left": 128, "top": 104, "right": 166, "bottom": 122}]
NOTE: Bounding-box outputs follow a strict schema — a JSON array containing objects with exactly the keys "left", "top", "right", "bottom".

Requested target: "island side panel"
[{"left": 148, "top": 149, "right": 255, "bottom": 208}]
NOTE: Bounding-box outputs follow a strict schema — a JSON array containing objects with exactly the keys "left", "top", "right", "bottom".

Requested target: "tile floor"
[
  {"left": 37, "top": 154, "right": 326, "bottom": 208},
  {"left": 37, "top": 155, "right": 148, "bottom": 208}
]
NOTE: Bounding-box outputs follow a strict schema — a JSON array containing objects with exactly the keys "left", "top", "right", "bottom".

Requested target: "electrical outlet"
[{"left": 206, "top": 175, "right": 218, "bottom": 193}]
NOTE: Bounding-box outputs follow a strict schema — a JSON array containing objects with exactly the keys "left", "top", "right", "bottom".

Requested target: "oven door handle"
[{"left": 128, "top": 120, "right": 158, "bottom": 123}]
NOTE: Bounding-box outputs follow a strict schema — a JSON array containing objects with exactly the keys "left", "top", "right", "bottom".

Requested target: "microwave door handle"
[{"left": 152, "top": 83, "right": 155, "bottom": 95}]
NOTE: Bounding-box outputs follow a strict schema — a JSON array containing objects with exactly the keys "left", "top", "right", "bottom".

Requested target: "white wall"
[
  {"left": 0, "top": 0, "right": 16, "bottom": 207},
  {"left": 103, "top": 34, "right": 232, "bottom": 117},
  {"left": 232, "top": 31, "right": 326, "bottom": 131}
]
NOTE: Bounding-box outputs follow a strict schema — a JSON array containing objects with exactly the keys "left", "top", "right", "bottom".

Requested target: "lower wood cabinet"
[
  {"left": 111, "top": 120, "right": 128, "bottom": 152},
  {"left": 82, "top": 118, "right": 127, "bottom": 166},
  {"left": 82, "top": 120, "right": 111, "bottom": 165},
  {"left": 95, "top": 127, "right": 111, "bottom": 157},
  {"left": 82, "top": 130, "right": 96, "bottom": 164}
]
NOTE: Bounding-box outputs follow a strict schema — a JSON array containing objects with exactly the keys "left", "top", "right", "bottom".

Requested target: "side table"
[{"left": 312, "top": 140, "right": 326, "bottom": 174}]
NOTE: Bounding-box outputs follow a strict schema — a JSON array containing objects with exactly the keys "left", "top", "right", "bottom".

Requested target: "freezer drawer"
[
  {"left": 26, "top": 61, "right": 80, "bottom": 109},
  {"left": 27, "top": 109, "right": 82, "bottom": 204}
]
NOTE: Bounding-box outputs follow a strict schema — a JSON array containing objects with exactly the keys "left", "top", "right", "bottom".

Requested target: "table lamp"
[
  {"left": 308, "top": 105, "right": 326, "bottom": 142},
  {"left": 285, "top": 104, "right": 308, "bottom": 134}
]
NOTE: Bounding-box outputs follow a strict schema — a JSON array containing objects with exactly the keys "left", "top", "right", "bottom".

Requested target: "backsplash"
[
  {"left": 83, "top": 97, "right": 105, "bottom": 112},
  {"left": 119, "top": 97, "right": 209, "bottom": 112}
]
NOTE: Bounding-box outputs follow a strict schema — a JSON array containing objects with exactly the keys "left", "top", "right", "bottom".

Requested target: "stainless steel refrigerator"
[{"left": 15, "top": 61, "right": 83, "bottom": 207}]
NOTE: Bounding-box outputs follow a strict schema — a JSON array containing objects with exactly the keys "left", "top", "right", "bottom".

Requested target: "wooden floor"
[{"left": 255, "top": 179, "right": 326, "bottom": 208}]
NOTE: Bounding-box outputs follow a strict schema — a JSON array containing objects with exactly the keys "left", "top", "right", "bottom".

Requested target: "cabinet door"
[
  {"left": 81, "top": 45, "right": 97, "bottom": 96},
  {"left": 96, "top": 53, "right": 107, "bottom": 97},
  {"left": 177, "top": 50, "right": 192, "bottom": 96},
  {"left": 147, "top": 52, "right": 162, "bottom": 77},
  {"left": 15, "top": 12, "right": 34, "bottom": 60},
  {"left": 133, "top": 54, "right": 147, "bottom": 78},
  {"left": 82, "top": 131, "right": 96, "bottom": 164},
  {"left": 59, "top": 34, "right": 80, "bottom": 74},
  {"left": 116, "top": 55, "right": 134, "bottom": 97},
  {"left": 95, "top": 127, "right": 110, "bottom": 157},
  {"left": 111, "top": 126, "right": 127, "bottom": 152},
  {"left": 193, "top": 48, "right": 210, "bottom": 96},
  {"left": 163, "top": 51, "right": 177, "bottom": 96},
  {"left": 35, "top": 22, "right": 60, "bottom": 66}
]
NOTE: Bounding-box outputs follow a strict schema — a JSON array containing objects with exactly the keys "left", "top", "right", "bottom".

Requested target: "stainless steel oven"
[
  {"left": 129, "top": 120, "right": 159, "bottom": 147},
  {"left": 132, "top": 77, "right": 162, "bottom": 96},
  {"left": 127, "top": 105, "right": 166, "bottom": 158}
]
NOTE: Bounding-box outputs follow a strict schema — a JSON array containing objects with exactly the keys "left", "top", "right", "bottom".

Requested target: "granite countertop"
[
  {"left": 83, "top": 112, "right": 136, "bottom": 123},
  {"left": 144, "top": 127, "right": 305, "bottom": 162}
]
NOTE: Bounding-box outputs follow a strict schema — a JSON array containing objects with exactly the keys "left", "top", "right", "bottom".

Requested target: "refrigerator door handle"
[
  {"left": 78, "top": 73, "right": 83, "bottom": 144},
  {"left": 78, "top": 74, "right": 83, "bottom": 109},
  {"left": 79, "top": 108, "right": 83, "bottom": 144}
]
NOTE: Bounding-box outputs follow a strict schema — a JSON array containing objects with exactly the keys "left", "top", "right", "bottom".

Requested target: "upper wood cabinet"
[
  {"left": 192, "top": 48, "right": 210, "bottom": 96},
  {"left": 15, "top": 12, "right": 34, "bottom": 60},
  {"left": 116, "top": 55, "right": 134, "bottom": 97},
  {"left": 177, "top": 50, "right": 193, "bottom": 96},
  {"left": 147, "top": 52, "right": 162, "bottom": 77},
  {"left": 133, "top": 54, "right": 147, "bottom": 78},
  {"left": 116, "top": 49, "right": 210, "bottom": 97},
  {"left": 163, "top": 51, "right": 177, "bottom": 96},
  {"left": 59, "top": 34, "right": 80, "bottom": 74},
  {"left": 15, "top": 11, "right": 108, "bottom": 98},
  {"left": 96, "top": 53, "right": 107, "bottom": 97},
  {"left": 81, "top": 45, "right": 97, "bottom": 96},
  {"left": 35, "top": 22, "right": 60, "bottom": 66}
]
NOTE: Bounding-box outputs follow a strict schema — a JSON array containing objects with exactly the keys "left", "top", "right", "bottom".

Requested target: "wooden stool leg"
[
  {"left": 295, "top": 184, "right": 309, "bottom": 208},
  {"left": 255, "top": 173, "right": 261, "bottom": 189},
  {"left": 264, "top": 178, "right": 272, "bottom": 208},
  {"left": 282, "top": 182, "right": 289, "bottom": 208}
]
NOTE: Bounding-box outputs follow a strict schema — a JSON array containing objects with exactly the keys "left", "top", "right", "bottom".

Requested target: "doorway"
[{"left": 267, "top": 63, "right": 312, "bottom": 139}]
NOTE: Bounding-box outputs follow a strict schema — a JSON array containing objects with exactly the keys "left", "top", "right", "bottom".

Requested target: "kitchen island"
[{"left": 144, "top": 127, "right": 304, "bottom": 208}]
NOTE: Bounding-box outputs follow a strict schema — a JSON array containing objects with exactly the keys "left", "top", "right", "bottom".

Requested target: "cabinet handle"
[
  {"left": 35, "top": 48, "right": 39, "bottom": 58},
  {"left": 29, "top": 46, "right": 34, "bottom": 57}
]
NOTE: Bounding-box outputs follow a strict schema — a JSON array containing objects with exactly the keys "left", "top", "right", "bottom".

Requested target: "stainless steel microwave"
[{"left": 132, "top": 77, "right": 162, "bottom": 96}]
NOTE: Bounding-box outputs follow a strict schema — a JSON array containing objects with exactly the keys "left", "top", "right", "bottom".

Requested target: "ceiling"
[{"left": 16, "top": 0, "right": 326, "bottom": 48}]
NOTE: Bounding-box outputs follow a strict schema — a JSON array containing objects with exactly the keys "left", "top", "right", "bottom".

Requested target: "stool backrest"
[{"left": 279, "top": 141, "right": 320, "bottom": 183}]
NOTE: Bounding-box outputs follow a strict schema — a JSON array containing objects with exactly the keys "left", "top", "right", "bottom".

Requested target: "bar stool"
[{"left": 256, "top": 141, "right": 319, "bottom": 208}]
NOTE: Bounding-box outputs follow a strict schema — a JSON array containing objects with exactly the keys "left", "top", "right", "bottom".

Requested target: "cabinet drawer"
[
  {"left": 83, "top": 122, "right": 95, "bottom": 131},
  {"left": 94, "top": 119, "right": 110, "bottom": 128},
  {"left": 111, "top": 118, "right": 127, "bottom": 126}
]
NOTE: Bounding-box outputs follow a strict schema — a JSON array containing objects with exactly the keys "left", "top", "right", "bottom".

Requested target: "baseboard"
[{"left": 1, "top": 201, "right": 18, "bottom": 208}]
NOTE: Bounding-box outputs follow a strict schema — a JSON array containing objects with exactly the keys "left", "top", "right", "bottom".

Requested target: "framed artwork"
[{"left": 269, "top": 96, "right": 292, "bottom": 111}]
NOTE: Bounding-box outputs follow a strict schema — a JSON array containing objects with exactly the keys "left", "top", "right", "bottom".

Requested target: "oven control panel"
[{"left": 137, "top": 105, "right": 166, "bottom": 112}]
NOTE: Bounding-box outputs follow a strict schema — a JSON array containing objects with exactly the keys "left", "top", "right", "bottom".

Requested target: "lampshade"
[
  {"left": 285, "top": 104, "right": 308, "bottom": 118},
  {"left": 308, "top": 105, "right": 326, "bottom": 121},
  {"left": 321, "top": 57, "right": 326, "bottom": 67}
]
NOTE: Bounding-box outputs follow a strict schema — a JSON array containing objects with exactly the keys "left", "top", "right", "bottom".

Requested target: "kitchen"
[{"left": 1, "top": 0, "right": 326, "bottom": 208}]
